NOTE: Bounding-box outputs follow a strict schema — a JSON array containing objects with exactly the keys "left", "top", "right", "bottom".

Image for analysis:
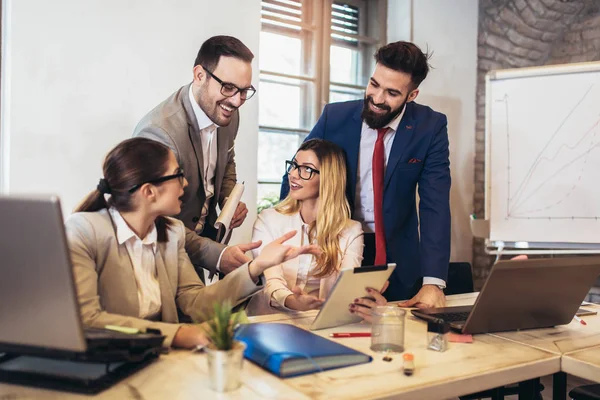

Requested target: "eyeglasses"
[
  {"left": 128, "top": 168, "right": 185, "bottom": 193},
  {"left": 285, "top": 160, "right": 320, "bottom": 180},
  {"left": 202, "top": 65, "right": 256, "bottom": 100}
]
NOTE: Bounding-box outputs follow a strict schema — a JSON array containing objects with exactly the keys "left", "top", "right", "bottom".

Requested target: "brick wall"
[{"left": 473, "top": 0, "right": 600, "bottom": 288}]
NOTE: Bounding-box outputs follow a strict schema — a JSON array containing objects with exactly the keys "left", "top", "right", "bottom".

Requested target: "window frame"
[{"left": 258, "top": 0, "right": 387, "bottom": 190}]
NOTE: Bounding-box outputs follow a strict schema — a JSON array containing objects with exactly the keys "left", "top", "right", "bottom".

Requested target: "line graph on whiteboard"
[{"left": 492, "top": 84, "right": 600, "bottom": 221}]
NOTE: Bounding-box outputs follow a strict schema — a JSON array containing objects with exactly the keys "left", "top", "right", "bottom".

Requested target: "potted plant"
[
  {"left": 257, "top": 192, "right": 280, "bottom": 213},
  {"left": 202, "top": 300, "right": 247, "bottom": 392}
]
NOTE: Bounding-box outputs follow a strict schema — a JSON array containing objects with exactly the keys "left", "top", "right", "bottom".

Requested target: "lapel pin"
[{"left": 405, "top": 125, "right": 413, "bottom": 130}]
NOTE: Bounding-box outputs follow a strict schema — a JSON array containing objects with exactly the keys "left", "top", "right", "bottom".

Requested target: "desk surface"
[
  {"left": 249, "top": 304, "right": 559, "bottom": 400},
  {"left": 562, "top": 345, "right": 600, "bottom": 383},
  {"left": 488, "top": 300, "right": 600, "bottom": 355},
  {"left": 0, "top": 293, "right": 562, "bottom": 400}
]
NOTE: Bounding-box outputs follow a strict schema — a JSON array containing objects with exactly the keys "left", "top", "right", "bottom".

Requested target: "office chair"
[
  {"left": 444, "top": 262, "right": 474, "bottom": 295},
  {"left": 569, "top": 384, "right": 600, "bottom": 399}
]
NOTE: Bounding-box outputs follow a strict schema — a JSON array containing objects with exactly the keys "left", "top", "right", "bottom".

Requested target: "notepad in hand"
[{"left": 234, "top": 323, "right": 372, "bottom": 378}]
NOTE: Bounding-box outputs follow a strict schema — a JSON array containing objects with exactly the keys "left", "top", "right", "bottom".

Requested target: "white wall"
[
  {"left": 1, "top": 0, "right": 261, "bottom": 243},
  {"left": 388, "top": 0, "right": 479, "bottom": 263}
]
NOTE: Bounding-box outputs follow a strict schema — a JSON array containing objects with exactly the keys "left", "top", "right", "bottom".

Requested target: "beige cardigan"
[
  {"left": 65, "top": 209, "right": 262, "bottom": 347},
  {"left": 246, "top": 208, "right": 364, "bottom": 315}
]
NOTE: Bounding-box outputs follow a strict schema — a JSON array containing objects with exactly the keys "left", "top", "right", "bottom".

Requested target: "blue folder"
[{"left": 234, "top": 323, "right": 372, "bottom": 378}]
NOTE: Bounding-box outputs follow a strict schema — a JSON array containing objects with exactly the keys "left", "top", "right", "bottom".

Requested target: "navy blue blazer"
[{"left": 281, "top": 100, "right": 451, "bottom": 300}]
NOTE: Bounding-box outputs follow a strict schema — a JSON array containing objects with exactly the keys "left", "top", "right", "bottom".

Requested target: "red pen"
[
  {"left": 330, "top": 332, "right": 371, "bottom": 338},
  {"left": 573, "top": 315, "right": 587, "bottom": 326}
]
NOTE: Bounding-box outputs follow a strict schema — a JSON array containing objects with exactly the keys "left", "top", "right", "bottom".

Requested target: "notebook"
[
  {"left": 234, "top": 323, "right": 372, "bottom": 378},
  {"left": 412, "top": 256, "right": 600, "bottom": 334}
]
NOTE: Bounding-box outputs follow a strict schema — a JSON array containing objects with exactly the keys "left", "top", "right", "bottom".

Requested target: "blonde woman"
[{"left": 247, "top": 139, "right": 364, "bottom": 315}]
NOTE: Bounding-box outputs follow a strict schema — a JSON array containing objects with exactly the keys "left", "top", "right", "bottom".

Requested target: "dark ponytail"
[
  {"left": 74, "top": 137, "right": 174, "bottom": 242},
  {"left": 74, "top": 189, "right": 109, "bottom": 213}
]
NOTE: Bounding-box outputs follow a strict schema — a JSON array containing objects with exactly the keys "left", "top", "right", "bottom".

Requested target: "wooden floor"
[{"left": 447, "top": 374, "right": 595, "bottom": 400}]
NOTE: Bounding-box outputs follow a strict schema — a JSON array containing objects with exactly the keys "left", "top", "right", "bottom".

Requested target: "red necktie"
[{"left": 373, "top": 128, "right": 387, "bottom": 265}]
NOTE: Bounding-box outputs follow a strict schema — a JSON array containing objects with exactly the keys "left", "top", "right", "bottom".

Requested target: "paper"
[
  {"left": 214, "top": 183, "right": 244, "bottom": 244},
  {"left": 447, "top": 332, "right": 473, "bottom": 343},
  {"left": 469, "top": 215, "right": 490, "bottom": 239}
]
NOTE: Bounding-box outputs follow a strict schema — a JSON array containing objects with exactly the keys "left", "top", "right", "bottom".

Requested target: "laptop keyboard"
[{"left": 430, "top": 311, "right": 471, "bottom": 322}]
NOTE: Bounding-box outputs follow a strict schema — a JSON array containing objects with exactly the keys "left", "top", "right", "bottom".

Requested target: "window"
[{"left": 257, "top": 0, "right": 387, "bottom": 205}]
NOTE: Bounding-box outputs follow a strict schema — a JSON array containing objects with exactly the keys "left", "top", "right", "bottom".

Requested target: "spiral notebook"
[{"left": 234, "top": 323, "right": 372, "bottom": 378}]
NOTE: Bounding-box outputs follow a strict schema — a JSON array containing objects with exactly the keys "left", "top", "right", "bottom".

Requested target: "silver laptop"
[
  {"left": 412, "top": 256, "right": 600, "bottom": 334},
  {"left": 0, "top": 195, "right": 164, "bottom": 360}
]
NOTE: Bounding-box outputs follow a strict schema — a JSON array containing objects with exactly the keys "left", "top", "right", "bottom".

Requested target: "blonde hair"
[{"left": 276, "top": 139, "right": 351, "bottom": 278}]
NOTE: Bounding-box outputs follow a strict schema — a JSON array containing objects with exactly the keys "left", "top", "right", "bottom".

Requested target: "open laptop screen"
[{"left": 0, "top": 196, "right": 87, "bottom": 353}]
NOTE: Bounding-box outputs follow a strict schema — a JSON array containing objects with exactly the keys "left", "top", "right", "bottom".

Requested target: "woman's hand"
[
  {"left": 172, "top": 325, "right": 209, "bottom": 349},
  {"left": 348, "top": 282, "right": 389, "bottom": 323},
  {"left": 249, "top": 230, "right": 321, "bottom": 279},
  {"left": 284, "top": 286, "right": 325, "bottom": 311}
]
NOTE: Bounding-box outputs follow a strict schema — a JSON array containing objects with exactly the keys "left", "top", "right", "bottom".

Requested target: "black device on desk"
[
  {"left": 0, "top": 196, "right": 165, "bottom": 394},
  {"left": 412, "top": 256, "right": 600, "bottom": 334}
]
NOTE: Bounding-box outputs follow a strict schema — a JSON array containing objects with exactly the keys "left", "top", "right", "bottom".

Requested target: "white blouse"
[
  {"left": 109, "top": 207, "right": 162, "bottom": 319},
  {"left": 247, "top": 207, "right": 364, "bottom": 315}
]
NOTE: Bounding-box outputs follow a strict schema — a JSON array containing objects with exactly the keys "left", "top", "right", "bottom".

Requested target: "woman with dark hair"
[
  {"left": 66, "top": 137, "right": 317, "bottom": 348},
  {"left": 247, "top": 139, "right": 364, "bottom": 315}
]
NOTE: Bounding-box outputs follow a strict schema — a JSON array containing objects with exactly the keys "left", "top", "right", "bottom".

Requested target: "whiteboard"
[{"left": 486, "top": 62, "right": 600, "bottom": 248}]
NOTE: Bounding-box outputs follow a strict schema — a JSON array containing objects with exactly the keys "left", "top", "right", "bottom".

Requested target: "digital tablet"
[{"left": 309, "top": 264, "right": 396, "bottom": 331}]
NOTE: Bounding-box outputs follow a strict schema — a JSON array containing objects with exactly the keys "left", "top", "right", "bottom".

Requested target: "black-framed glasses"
[
  {"left": 202, "top": 65, "right": 256, "bottom": 100},
  {"left": 128, "top": 169, "right": 185, "bottom": 193},
  {"left": 285, "top": 160, "right": 320, "bottom": 180}
]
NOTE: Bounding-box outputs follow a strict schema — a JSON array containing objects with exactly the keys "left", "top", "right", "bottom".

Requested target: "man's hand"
[
  {"left": 284, "top": 286, "right": 324, "bottom": 311},
  {"left": 396, "top": 285, "right": 446, "bottom": 309},
  {"left": 230, "top": 202, "right": 248, "bottom": 229},
  {"left": 219, "top": 240, "right": 262, "bottom": 275}
]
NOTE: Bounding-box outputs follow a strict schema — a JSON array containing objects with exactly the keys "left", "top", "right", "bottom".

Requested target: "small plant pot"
[{"left": 205, "top": 340, "right": 246, "bottom": 392}]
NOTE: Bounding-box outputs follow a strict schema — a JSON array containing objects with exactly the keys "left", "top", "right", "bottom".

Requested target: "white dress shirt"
[
  {"left": 109, "top": 207, "right": 162, "bottom": 319},
  {"left": 354, "top": 108, "right": 446, "bottom": 288},
  {"left": 188, "top": 85, "right": 218, "bottom": 233}
]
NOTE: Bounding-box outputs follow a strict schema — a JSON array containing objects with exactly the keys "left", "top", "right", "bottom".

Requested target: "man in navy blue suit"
[{"left": 281, "top": 41, "right": 450, "bottom": 306}]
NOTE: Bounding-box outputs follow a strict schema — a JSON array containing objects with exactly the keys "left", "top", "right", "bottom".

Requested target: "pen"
[
  {"left": 330, "top": 332, "right": 371, "bottom": 338},
  {"left": 573, "top": 316, "right": 587, "bottom": 326}
]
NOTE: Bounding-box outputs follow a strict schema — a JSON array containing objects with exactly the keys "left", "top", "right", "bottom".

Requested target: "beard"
[
  {"left": 361, "top": 96, "right": 406, "bottom": 129},
  {"left": 196, "top": 82, "right": 238, "bottom": 127}
]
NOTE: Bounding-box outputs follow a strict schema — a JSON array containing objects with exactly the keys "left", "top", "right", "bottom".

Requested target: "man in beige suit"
[{"left": 134, "top": 36, "right": 256, "bottom": 278}]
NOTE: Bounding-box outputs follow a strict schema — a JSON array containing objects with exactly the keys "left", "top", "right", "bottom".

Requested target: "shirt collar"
[
  {"left": 362, "top": 103, "right": 406, "bottom": 133},
  {"left": 188, "top": 84, "right": 219, "bottom": 131},
  {"left": 109, "top": 207, "right": 158, "bottom": 252}
]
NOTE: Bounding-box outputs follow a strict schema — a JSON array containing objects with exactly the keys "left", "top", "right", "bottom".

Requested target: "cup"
[{"left": 370, "top": 306, "right": 405, "bottom": 353}]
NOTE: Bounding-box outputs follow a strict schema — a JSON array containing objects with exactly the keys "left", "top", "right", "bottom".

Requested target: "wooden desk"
[
  {"left": 562, "top": 345, "right": 600, "bottom": 383},
  {"left": 489, "top": 302, "right": 600, "bottom": 355},
  {"left": 252, "top": 309, "right": 559, "bottom": 399},
  {"left": 0, "top": 294, "right": 561, "bottom": 400}
]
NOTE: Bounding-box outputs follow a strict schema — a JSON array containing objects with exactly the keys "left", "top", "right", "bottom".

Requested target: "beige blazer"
[
  {"left": 133, "top": 83, "right": 238, "bottom": 231},
  {"left": 246, "top": 208, "right": 364, "bottom": 316},
  {"left": 134, "top": 84, "right": 237, "bottom": 274},
  {"left": 65, "top": 209, "right": 262, "bottom": 347}
]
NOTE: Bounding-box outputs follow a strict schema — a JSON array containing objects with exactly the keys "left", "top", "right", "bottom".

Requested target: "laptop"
[
  {"left": 0, "top": 195, "right": 164, "bottom": 393},
  {"left": 412, "top": 256, "right": 600, "bottom": 334}
]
